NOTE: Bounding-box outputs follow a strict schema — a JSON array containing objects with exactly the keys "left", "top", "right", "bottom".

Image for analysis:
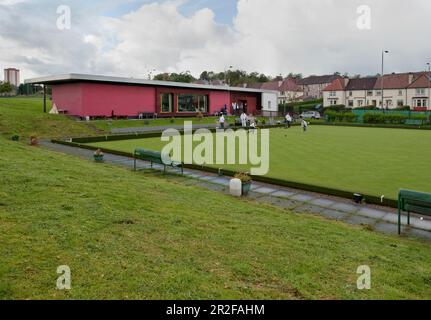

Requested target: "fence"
[{"left": 352, "top": 110, "right": 431, "bottom": 125}]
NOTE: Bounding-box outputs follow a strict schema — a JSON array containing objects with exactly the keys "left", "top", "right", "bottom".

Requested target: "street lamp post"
[{"left": 381, "top": 50, "right": 389, "bottom": 111}]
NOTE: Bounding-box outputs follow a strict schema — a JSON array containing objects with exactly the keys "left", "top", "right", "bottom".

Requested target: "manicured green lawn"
[
  {"left": 86, "top": 126, "right": 431, "bottom": 199},
  {"left": 1, "top": 137, "right": 431, "bottom": 299}
]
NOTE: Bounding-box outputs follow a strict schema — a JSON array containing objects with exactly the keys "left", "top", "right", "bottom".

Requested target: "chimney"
[
  {"left": 344, "top": 77, "right": 350, "bottom": 86},
  {"left": 408, "top": 73, "right": 414, "bottom": 85}
]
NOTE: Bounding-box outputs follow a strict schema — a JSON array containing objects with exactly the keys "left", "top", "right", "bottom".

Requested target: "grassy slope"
[
  {"left": 0, "top": 97, "right": 103, "bottom": 139},
  {"left": 1, "top": 137, "right": 431, "bottom": 299},
  {"left": 87, "top": 126, "right": 431, "bottom": 199}
]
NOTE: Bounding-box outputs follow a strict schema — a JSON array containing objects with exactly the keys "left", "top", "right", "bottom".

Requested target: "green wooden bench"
[
  {"left": 398, "top": 189, "right": 431, "bottom": 234},
  {"left": 134, "top": 148, "right": 183, "bottom": 174}
]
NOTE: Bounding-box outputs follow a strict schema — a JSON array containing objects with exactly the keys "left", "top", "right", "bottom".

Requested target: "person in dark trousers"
[
  {"left": 285, "top": 113, "right": 292, "bottom": 128},
  {"left": 301, "top": 118, "right": 309, "bottom": 132}
]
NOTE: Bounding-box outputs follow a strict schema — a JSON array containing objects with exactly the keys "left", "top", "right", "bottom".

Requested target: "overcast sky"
[{"left": 1, "top": 0, "right": 431, "bottom": 82}]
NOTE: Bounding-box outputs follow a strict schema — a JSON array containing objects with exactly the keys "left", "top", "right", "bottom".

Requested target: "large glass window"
[
  {"left": 161, "top": 93, "right": 173, "bottom": 113},
  {"left": 177, "top": 94, "right": 208, "bottom": 113}
]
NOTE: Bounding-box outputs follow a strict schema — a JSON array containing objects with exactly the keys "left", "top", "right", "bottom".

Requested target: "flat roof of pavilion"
[{"left": 25, "top": 73, "right": 278, "bottom": 94}]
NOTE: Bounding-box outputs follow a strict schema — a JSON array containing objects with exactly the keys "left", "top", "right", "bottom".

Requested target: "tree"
[{"left": 0, "top": 82, "right": 13, "bottom": 95}]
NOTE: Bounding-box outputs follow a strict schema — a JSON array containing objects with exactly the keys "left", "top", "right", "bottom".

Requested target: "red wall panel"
[
  {"left": 81, "top": 83, "right": 156, "bottom": 117},
  {"left": 52, "top": 83, "right": 83, "bottom": 116}
]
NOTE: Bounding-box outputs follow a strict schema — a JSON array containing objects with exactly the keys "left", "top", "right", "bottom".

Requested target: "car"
[{"left": 300, "top": 111, "right": 321, "bottom": 119}]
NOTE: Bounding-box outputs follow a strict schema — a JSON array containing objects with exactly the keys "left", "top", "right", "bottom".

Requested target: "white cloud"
[{"left": 1, "top": 0, "right": 431, "bottom": 81}]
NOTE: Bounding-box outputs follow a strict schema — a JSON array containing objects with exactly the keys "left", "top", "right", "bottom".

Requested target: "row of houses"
[
  {"left": 246, "top": 74, "right": 342, "bottom": 104},
  {"left": 323, "top": 72, "right": 431, "bottom": 110}
]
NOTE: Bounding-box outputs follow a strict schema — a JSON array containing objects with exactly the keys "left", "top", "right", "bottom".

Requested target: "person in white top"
[
  {"left": 285, "top": 113, "right": 292, "bottom": 128},
  {"left": 219, "top": 114, "right": 226, "bottom": 129},
  {"left": 240, "top": 112, "right": 248, "bottom": 127},
  {"left": 301, "top": 118, "right": 309, "bottom": 132}
]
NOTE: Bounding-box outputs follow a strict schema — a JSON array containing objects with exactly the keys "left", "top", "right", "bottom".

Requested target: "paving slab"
[
  {"left": 357, "top": 207, "right": 388, "bottom": 220},
  {"left": 404, "top": 228, "right": 431, "bottom": 241},
  {"left": 290, "top": 194, "right": 315, "bottom": 202},
  {"left": 253, "top": 187, "right": 278, "bottom": 195},
  {"left": 211, "top": 178, "right": 231, "bottom": 186},
  {"left": 310, "top": 198, "right": 336, "bottom": 208},
  {"left": 293, "top": 204, "right": 326, "bottom": 215},
  {"left": 198, "top": 175, "right": 218, "bottom": 182},
  {"left": 374, "top": 222, "right": 399, "bottom": 235},
  {"left": 321, "top": 209, "right": 352, "bottom": 221},
  {"left": 409, "top": 217, "right": 431, "bottom": 232},
  {"left": 331, "top": 202, "right": 360, "bottom": 213},
  {"left": 345, "top": 214, "right": 377, "bottom": 227},
  {"left": 381, "top": 213, "right": 408, "bottom": 224},
  {"left": 272, "top": 190, "right": 298, "bottom": 198}
]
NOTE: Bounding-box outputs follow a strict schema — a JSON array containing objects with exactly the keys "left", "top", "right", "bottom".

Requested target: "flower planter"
[
  {"left": 94, "top": 155, "right": 104, "bottom": 163},
  {"left": 241, "top": 181, "right": 252, "bottom": 196}
]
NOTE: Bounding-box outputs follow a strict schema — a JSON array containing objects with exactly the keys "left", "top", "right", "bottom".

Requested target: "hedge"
[
  {"left": 325, "top": 111, "right": 357, "bottom": 122},
  {"left": 363, "top": 113, "right": 429, "bottom": 125}
]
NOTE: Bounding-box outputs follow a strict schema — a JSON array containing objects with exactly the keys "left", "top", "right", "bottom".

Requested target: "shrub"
[
  {"left": 395, "top": 106, "right": 411, "bottom": 111},
  {"left": 363, "top": 113, "right": 408, "bottom": 124},
  {"left": 325, "top": 111, "right": 357, "bottom": 122},
  {"left": 323, "top": 105, "right": 347, "bottom": 113},
  {"left": 234, "top": 172, "right": 252, "bottom": 183},
  {"left": 354, "top": 106, "right": 377, "bottom": 110},
  {"left": 410, "top": 114, "right": 428, "bottom": 125}
]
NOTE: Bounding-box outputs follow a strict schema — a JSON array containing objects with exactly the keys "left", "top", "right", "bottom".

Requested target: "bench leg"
[
  {"left": 164, "top": 165, "right": 167, "bottom": 174},
  {"left": 398, "top": 208, "right": 401, "bottom": 235},
  {"left": 407, "top": 212, "right": 411, "bottom": 226},
  {"left": 134, "top": 158, "right": 136, "bottom": 171}
]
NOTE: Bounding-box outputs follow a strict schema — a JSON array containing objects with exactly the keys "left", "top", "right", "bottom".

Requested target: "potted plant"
[
  {"left": 94, "top": 149, "right": 104, "bottom": 162},
  {"left": 29, "top": 135, "right": 39, "bottom": 146},
  {"left": 234, "top": 172, "right": 252, "bottom": 196}
]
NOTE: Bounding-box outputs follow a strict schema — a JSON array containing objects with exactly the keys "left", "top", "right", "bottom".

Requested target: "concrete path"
[{"left": 41, "top": 141, "right": 431, "bottom": 242}]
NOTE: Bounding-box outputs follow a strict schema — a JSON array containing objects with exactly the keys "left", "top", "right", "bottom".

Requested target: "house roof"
[
  {"left": 323, "top": 78, "right": 346, "bottom": 91},
  {"left": 260, "top": 81, "right": 281, "bottom": 91},
  {"left": 279, "top": 78, "right": 302, "bottom": 92},
  {"left": 373, "top": 72, "right": 425, "bottom": 90},
  {"left": 251, "top": 78, "right": 302, "bottom": 92},
  {"left": 25, "top": 73, "right": 278, "bottom": 94},
  {"left": 297, "top": 75, "right": 342, "bottom": 86},
  {"left": 345, "top": 77, "right": 378, "bottom": 91},
  {"left": 407, "top": 74, "right": 431, "bottom": 89}
]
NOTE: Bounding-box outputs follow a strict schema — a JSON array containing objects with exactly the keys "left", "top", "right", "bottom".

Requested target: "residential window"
[
  {"left": 349, "top": 91, "right": 353, "bottom": 96},
  {"left": 416, "top": 88, "right": 426, "bottom": 95},
  {"left": 376, "top": 91, "right": 382, "bottom": 96},
  {"left": 161, "top": 93, "right": 173, "bottom": 113},
  {"left": 367, "top": 91, "right": 373, "bottom": 96},
  {"left": 348, "top": 100, "right": 354, "bottom": 107},
  {"left": 357, "top": 100, "right": 364, "bottom": 107},
  {"left": 177, "top": 94, "right": 208, "bottom": 113},
  {"left": 329, "top": 91, "right": 337, "bottom": 97},
  {"left": 398, "top": 90, "right": 403, "bottom": 96},
  {"left": 414, "top": 99, "right": 428, "bottom": 107},
  {"left": 397, "top": 100, "right": 404, "bottom": 107}
]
